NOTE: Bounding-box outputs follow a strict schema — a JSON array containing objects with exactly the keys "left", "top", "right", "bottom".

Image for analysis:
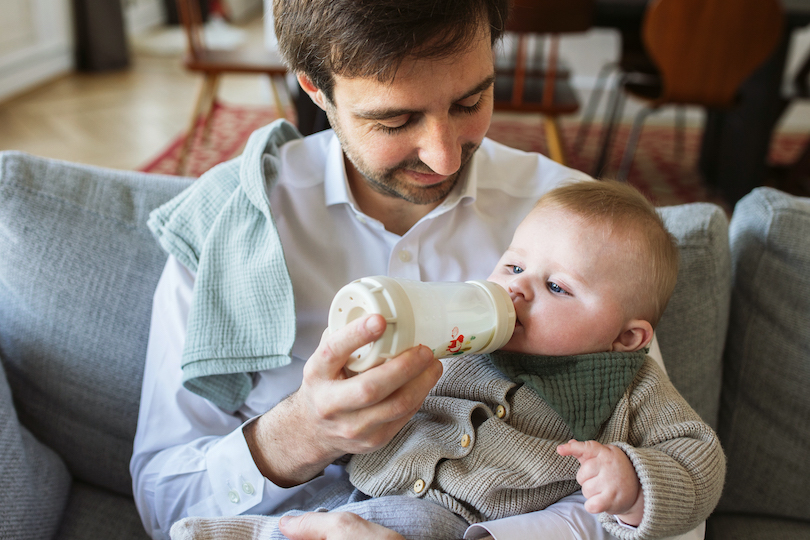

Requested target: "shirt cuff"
[{"left": 205, "top": 417, "right": 318, "bottom": 515}]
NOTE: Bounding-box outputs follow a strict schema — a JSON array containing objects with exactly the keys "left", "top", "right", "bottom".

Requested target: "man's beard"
[{"left": 326, "top": 107, "right": 480, "bottom": 205}]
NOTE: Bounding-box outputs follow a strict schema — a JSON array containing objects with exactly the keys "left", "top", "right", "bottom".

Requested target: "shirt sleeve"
[{"left": 129, "top": 256, "right": 343, "bottom": 540}]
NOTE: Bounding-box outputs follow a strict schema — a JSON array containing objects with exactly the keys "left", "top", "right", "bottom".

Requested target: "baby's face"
[{"left": 487, "top": 206, "right": 632, "bottom": 356}]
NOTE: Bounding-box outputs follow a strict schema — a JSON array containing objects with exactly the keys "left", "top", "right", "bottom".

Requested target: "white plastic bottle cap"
[{"left": 327, "top": 276, "right": 416, "bottom": 373}]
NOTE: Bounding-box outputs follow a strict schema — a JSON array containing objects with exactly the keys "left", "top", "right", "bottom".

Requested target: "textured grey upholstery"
[
  {"left": 657, "top": 203, "right": 731, "bottom": 430},
  {"left": 714, "top": 188, "right": 810, "bottom": 528}
]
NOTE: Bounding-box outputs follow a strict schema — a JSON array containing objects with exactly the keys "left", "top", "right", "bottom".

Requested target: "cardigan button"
[
  {"left": 495, "top": 405, "right": 506, "bottom": 418},
  {"left": 460, "top": 434, "right": 471, "bottom": 447},
  {"left": 413, "top": 479, "right": 426, "bottom": 493}
]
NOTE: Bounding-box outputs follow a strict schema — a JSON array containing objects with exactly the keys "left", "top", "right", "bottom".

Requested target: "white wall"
[{"left": 0, "top": 0, "right": 74, "bottom": 102}]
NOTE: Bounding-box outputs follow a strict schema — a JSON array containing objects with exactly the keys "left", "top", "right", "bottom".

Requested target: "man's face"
[
  {"left": 315, "top": 30, "right": 496, "bottom": 205},
  {"left": 487, "top": 206, "right": 636, "bottom": 356}
]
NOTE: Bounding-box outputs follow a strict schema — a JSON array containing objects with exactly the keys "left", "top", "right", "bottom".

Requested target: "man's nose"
[{"left": 416, "top": 120, "right": 462, "bottom": 176}]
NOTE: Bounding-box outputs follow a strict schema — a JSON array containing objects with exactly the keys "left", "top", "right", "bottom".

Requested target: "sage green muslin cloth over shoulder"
[{"left": 147, "top": 120, "right": 301, "bottom": 412}]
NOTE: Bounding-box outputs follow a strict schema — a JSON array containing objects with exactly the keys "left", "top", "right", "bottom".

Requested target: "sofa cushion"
[
  {"left": 54, "top": 481, "right": 150, "bottom": 540},
  {"left": 656, "top": 203, "right": 731, "bottom": 430},
  {"left": 717, "top": 187, "right": 810, "bottom": 521},
  {"left": 707, "top": 513, "right": 810, "bottom": 540},
  {"left": 0, "top": 151, "right": 191, "bottom": 496},
  {"left": 1, "top": 360, "right": 72, "bottom": 540}
]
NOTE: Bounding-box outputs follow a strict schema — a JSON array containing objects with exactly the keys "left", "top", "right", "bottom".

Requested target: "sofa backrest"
[
  {"left": 657, "top": 203, "right": 731, "bottom": 431},
  {"left": 717, "top": 187, "right": 810, "bottom": 522},
  {"left": 0, "top": 151, "right": 191, "bottom": 496}
]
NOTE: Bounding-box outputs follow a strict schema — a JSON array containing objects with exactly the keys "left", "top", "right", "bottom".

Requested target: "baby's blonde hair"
[{"left": 535, "top": 180, "right": 679, "bottom": 328}]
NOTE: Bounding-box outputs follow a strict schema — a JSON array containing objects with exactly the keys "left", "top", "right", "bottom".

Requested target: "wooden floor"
[{"left": 0, "top": 16, "right": 277, "bottom": 171}]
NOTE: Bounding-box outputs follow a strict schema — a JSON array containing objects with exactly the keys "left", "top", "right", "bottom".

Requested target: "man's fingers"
[
  {"left": 350, "top": 345, "right": 441, "bottom": 407},
  {"left": 309, "top": 315, "right": 387, "bottom": 377}
]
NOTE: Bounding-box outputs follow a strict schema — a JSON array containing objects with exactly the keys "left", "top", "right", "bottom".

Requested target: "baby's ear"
[{"left": 611, "top": 320, "right": 654, "bottom": 352}]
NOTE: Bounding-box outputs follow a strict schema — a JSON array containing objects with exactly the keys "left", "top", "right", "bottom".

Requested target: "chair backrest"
[
  {"left": 494, "top": 0, "right": 593, "bottom": 112},
  {"left": 642, "top": 0, "right": 783, "bottom": 107},
  {"left": 506, "top": 0, "right": 593, "bottom": 34},
  {"left": 175, "top": 0, "right": 206, "bottom": 59}
]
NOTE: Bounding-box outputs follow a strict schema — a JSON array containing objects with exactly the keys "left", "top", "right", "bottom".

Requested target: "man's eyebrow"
[{"left": 354, "top": 73, "right": 496, "bottom": 121}]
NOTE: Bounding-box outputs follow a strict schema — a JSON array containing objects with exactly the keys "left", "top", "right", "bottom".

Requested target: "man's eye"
[
  {"left": 453, "top": 93, "right": 485, "bottom": 115},
  {"left": 510, "top": 265, "right": 524, "bottom": 274},
  {"left": 548, "top": 281, "right": 568, "bottom": 295},
  {"left": 376, "top": 116, "right": 412, "bottom": 134}
]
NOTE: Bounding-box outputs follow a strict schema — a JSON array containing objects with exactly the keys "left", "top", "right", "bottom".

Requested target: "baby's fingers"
[{"left": 557, "top": 439, "right": 602, "bottom": 463}]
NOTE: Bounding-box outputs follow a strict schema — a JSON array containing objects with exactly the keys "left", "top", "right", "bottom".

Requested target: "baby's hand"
[{"left": 557, "top": 439, "right": 644, "bottom": 526}]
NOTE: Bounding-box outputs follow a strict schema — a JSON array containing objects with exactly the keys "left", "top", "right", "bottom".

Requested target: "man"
[{"left": 131, "top": 1, "right": 699, "bottom": 539}]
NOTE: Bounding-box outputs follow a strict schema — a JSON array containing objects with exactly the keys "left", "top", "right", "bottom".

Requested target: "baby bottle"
[{"left": 328, "top": 276, "right": 516, "bottom": 373}]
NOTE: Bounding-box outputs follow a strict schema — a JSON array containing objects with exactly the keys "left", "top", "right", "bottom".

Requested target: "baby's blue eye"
[
  {"left": 511, "top": 265, "right": 524, "bottom": 274},
  {"left": 548, "top": 281, "right": 568, "bottom": 295}
]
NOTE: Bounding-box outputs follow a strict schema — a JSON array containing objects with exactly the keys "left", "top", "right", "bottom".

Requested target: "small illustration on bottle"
[{"left": 446, "top": 327, "right": 476, "bottom": 355}]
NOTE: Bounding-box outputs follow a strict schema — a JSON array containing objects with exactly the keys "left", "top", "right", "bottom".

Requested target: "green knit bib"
[{"left": 488, "top": 350, "right": 646, "bottom": 441}]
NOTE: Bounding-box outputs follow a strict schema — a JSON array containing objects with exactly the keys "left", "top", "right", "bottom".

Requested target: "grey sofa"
[{"left": 0, "top": 150, "right": 807, "bottom": 540}]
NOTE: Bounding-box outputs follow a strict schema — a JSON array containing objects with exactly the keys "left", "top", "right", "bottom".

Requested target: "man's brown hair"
[
  {"left": 273, "top": 0, "right": 509, "bottom": 102},
  {"left": 536, "top": 180, "right": 680, "bottom": 328}
]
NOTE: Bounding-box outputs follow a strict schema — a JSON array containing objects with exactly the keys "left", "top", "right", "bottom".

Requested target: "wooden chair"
[
  {"left": 493, "top": 0, "right": 594, "bottom": 165},
  {"left": 174, "top": 0, "right": 289, "bottom": 174},
  {"left": 596, "top": 0, "right": 783, "bottom": 180}
]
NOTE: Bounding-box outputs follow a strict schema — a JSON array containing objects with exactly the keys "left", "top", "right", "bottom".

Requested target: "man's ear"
[
  {"left": 611, "top": 319, "right": 654, "bottom": 352},
  {"left": 297, "top": 74, "right": 328, "bottom": 111}
]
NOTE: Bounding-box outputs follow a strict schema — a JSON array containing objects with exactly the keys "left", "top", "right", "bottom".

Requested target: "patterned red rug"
[{"left": 139, "top": 103, "right": 808, "bottom": 208}]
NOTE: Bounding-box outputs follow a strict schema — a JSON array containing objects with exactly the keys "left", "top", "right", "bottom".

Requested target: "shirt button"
[
  {"left": 228, "top": 490, "right": 241, "bottom": 504},
  {"left": 398, "top": 250, "right": 412, "bottom": 263},
  {"left": 242, "top": 481, "right": 255, "bottom": 495},
  {"left": 413, "top": 479, "right": 426, "bottom": 493},
  {"left": 356, "top": 215, "right": 367, "bottom": 224},
  {"left": 460, "top": 434, "right": 471, "bottom": 447},
  {"left": 495, "top": 405, "right": 506, "bottom": 418}
]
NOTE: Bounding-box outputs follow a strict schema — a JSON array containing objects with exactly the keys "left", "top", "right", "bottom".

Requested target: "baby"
[
  {"left": 346, "top": 180, "right": 725, "bottom": 539},
  {"left": 171, "top": 180, "right": 725, "bottom": 540}
]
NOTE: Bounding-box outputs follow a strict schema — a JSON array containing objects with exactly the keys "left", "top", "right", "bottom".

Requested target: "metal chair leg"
[
  {"left": 573, "top": 62, "right": 618, "bottom": 154},
  {"left": 617, "top": 106, "right": 652, "bottom": 181},
  {"left": 592, "top": 75, "right": 627, "bottom": 177}
]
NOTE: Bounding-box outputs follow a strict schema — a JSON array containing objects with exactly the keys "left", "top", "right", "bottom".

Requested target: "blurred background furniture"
[
  {"left": 698, "top": 0, "right": 810, "bottom": 205},
  {"left": 594, "top": 0, "right": 783, "bottom": 181},
  {"left": 72, "top": 0, "right": 129, "bottom": 71},
  {"left": 493, "top": 0, "right": 594, "bottom": 165},
  {"left": 175, "top": 0, "right": 288, "bottom": 174},
  {"left": 572, "top": 0, "right": 659, "bottom": 164}
]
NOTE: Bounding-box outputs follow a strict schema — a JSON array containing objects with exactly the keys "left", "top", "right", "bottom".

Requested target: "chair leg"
[
  {"left": 200, "top": 74, "right": 222, "bottom": 142},
  {"left": 617, "top": 106, "right": 652, "bottom": 181},
  {"left": 543, "top": 116, "right": 567, "bottom": 165},
  {"left": 592, "top": 76, "right": 627, "bottom": 177},
  {"left": 177, "top": 74, "right": 218, "bottom": 175},
  {"left": 674, "top": 106, "right": 686, "bottom": 162},
  {"left": 268, "top": 75, "right": 286, "bottom": 120},
  {"left": 573, "top": 62, "right": 618, "bottom": 154}
]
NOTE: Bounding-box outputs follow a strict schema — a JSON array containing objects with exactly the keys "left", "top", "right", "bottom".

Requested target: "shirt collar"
[{"left": 322, "top": 132, "right": 480, "bottom": 217}]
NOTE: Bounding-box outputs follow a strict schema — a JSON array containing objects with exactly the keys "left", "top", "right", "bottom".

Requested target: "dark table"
[{"left": 595, "top": 0, "right": 810, "bottom": 205}]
